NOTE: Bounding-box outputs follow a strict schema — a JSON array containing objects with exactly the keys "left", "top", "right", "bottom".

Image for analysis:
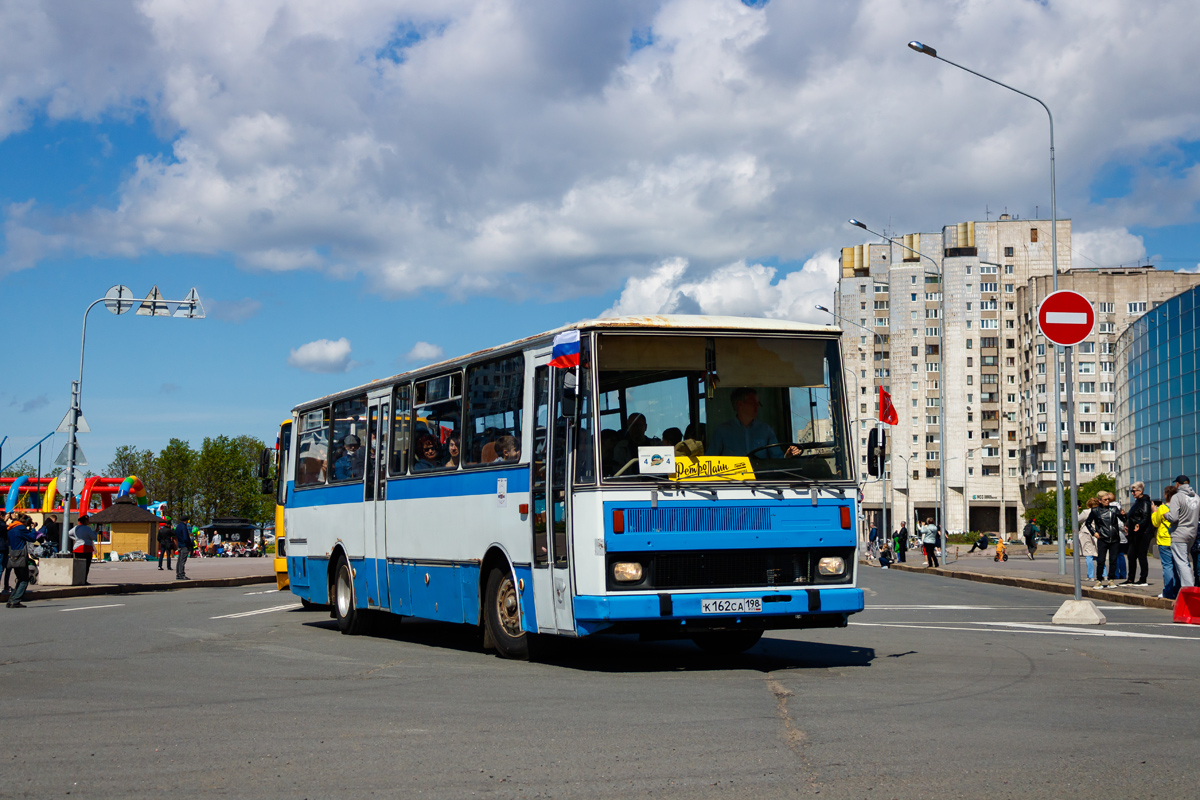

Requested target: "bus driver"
[{"left": 707, "top": 388, "right": 801, "bottom": 459}]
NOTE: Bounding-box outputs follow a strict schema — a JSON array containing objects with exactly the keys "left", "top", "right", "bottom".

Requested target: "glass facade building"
[{"left": 1116, "top": 286, "right": 1200, "bottom": 489}]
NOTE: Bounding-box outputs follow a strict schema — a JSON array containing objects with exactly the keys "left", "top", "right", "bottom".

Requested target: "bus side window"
[
  {"left": 531, "top": 366, "right": 549, "bottom": 566},
  {"left": 296, "top": 407, "right": 330, "bottom": 487},
  {"left": 391, "top": 383, "right": 412, "bottom": 475}
]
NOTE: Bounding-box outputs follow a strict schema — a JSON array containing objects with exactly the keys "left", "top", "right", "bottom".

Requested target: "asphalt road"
[{"left": 3, "top": 570, "right": 1198, "bottom": 799}]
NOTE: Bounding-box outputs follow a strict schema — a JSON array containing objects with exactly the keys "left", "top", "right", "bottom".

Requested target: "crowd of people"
[
  {"left": 3, "top": 511, "right": 99, "bottom": 607},
  {"left": 864, "top": 476, "right": 1200, "bottom": 600},
  {"left": 1077, "top": 476, "right": 1199, "bottom": 597}
]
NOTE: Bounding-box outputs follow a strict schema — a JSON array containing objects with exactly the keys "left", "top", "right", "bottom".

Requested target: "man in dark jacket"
[
  {"left": 1086, "top": 495, "right": 1122, "bottom": 588},
  {"left": 1123, "top": 482, "right": 1154, "bottom": 587},
  {"left": 173, "top": 517, "right": 192, "bottom": 580},
  {"left": 896, "top": 522, "right": 908, "bottom": 563},
  {"left": 157, "top": 519, "right": 175, "bottom": 571}
]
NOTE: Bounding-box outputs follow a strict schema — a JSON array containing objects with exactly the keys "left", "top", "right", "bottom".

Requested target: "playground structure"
[{"left": 2, "top": 475, "right": 127, "bottom": 522}]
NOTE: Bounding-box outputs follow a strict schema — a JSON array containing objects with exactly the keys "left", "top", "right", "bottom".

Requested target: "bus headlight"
[
  {"left": 612, "top": 562, "right": 643, "bottom": 582},
  {"left": 818, "top": 557, "right": 846, "bottom": 576}
]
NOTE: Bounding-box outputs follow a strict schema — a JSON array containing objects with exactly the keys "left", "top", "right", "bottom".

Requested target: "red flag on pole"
[{"left": 878, "top": 386, "right": 898, "bottom": 425}]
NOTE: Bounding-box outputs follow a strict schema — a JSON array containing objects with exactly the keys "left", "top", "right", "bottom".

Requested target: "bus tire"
[
  {"left": 691, "top": 630, "right": 763, "bottom": 655},
  {"left": 484, "top": 567, "right": 529, "bottom": 660},
  {"left": 333, "top": 558, "right": 366, "bottom": 635}
]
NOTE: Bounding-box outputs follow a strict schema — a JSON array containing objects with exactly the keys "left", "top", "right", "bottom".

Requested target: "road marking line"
[
  {"left": 243, "top": 590, "right": 281, "bottom": 596},
  {"left": 210, "top": 603, "right": 301, "bottom": 620},
  {"left": 852, "top": 621, "right": 1200, "bottom": 641},
  {"left": 61, "top": 604, "right": 125, "bottom": 613}
]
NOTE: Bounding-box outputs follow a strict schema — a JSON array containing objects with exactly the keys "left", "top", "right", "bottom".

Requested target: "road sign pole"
[{"left": 1064, "top": 347, "right": 1082, "bottom": 600}]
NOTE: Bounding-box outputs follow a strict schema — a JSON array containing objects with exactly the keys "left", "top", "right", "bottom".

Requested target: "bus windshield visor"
[{"left": 595, "top": 334, "right": 850, "bottom": 483}]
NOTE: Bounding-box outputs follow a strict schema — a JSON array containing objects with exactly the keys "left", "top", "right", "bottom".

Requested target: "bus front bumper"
[{"left": 572, "top": 587, "right": 864, "bottom": 636}]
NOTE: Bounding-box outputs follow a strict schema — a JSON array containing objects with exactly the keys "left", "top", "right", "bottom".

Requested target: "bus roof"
[{"left": 292, "top": 314, "right": 842, "bottom": 411}]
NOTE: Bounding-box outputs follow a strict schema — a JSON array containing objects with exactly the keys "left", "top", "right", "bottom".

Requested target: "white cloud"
[
  {"left": 605, "top": 252, "right": 838, "bottom": 325},
  {"left": 405, "top": 341, "right": 444, "bottom": 362},
  {"left": 3, "top": 0, "right": 1200, "bottom": 294},
  {"left": 1072, "top": 227, "right": 1147, "bottom": 269},
  {"left": 287, "top": 337, "right": 355, "bottom": 373}
]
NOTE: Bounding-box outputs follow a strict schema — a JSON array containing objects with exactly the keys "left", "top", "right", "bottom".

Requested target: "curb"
[
  {"left": 9, "top": 574, "right": 277, "bottom": 602},
  {"left": 869, "top": 560, "right": 1175, "bottom": 611}
]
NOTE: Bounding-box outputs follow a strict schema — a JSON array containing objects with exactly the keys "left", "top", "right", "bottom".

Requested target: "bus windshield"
[{"left": 595, "top": 334, "right": 850, "bottom": 483}]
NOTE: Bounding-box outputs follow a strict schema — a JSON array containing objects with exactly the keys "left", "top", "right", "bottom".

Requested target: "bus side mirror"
[
  {"left": 261, "top": 478, "right": 275, "bottom": 496},
  {"left": 561, "top": 370, "right": 579, "bottom": 418},
  {"left": 258, "top": 448, "right": 272, "bottom": 479},
  {"left": 867, "top": 428, "right": 886, "bottom": 478}
]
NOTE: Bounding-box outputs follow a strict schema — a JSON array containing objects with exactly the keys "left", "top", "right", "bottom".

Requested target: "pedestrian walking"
[
  {"left": 68, "top": 515, "right": 98, "bottom": 585},
  {"left": 1165, "top": 475, "right": 1199, "bottom": 590},
  {"left": 1122, "top": 482, "right": 1154, "bottom": 587},
  {"left": 1085, "top": 493, "right": 1122, "bottom": 588},
  {"left": 896, "top": 521, "right": 908, "bottom": 563},
  {"left": 157, "top": 520, "right": 175, "bottom": 571},
  {"left": 6, "top": 513, "right": 39, "bottom": 608},
  {"left": 1077, "top": 498, "right": 1099, "bottom": 581},
  {"left": 0, "top": 513, "right": 9, "bottom": 595},
  {"left": 920, "top": 518, "right": 939, "bottom": 568},
  {"left": 1153, "top": 487, "right": 1179, "bottom": 600},
  {"left": 173, "top": 516, "right": 193, "bottom": 580},
  {"left": 868, "top": 524, "right": 879, "bottom": 561},
  {"left": 1022, "top": 520, "right": 1038, "bottom": 560}
]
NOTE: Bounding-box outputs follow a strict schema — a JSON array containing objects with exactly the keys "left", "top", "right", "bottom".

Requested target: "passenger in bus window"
[
  {"left": 662, "top": 427, "right": 683, "bottom": 448},
  {"left": 413, "top": 434, "right": 444, "bottom": 472},
  {"left": 333, "top": 435, "right": 365, "bottom": 481},
  {"left": 493, "top": 435, "right": 520, "bottom": 462},
  {"left": 600, "top": 429, "right": 619, "bottom": 476},
  {"left": 708, "top": 388, "right": 801, "bottom": 458},
  {"left": 445, "top": 434, "right": 461, "bottom": 468},
  {"left": 613, "top": 413, "right": 659, "bottom": 465}
]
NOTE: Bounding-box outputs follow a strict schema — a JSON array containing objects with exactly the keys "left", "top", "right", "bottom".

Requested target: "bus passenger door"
[
  {"left": 364, "top": 401, "right": 390, "bottom": 609},
  {"left": 530, "top": 361, "right": 576, "bottom": 634}
]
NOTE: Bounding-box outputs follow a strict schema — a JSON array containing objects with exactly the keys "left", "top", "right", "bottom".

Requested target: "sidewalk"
[
  {"left": 869, "top": 545, "right": 1176, "bottom": 610},
  {"left": 4, "top": 557, "right": 277, "bottom": 602}
]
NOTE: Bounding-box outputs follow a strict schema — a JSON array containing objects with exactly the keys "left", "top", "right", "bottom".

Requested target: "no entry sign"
[{"left": 1037, "top": 290, "right": 1095, "bottom": 347}]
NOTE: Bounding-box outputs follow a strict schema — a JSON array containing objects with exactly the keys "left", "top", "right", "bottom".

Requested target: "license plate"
[{"left": 700, "top": 598, "right": 762, "bottom": 614}]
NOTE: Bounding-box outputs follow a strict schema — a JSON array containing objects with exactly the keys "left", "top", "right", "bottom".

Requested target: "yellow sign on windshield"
[{"left": 672, "top": 456, "right": 756, "bottom": 481}]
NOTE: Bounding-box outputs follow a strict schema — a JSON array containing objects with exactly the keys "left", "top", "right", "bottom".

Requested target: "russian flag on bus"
[{"left": 549, "top": 330, "right": 581, "bottom": 368}]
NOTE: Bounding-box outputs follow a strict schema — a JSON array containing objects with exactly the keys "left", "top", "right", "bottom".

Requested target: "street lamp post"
[
  {"left": 847, "top": 219, "right": 948, "bottom": 544},
  {"left": 817, "top": 305, "right": 889, "bottom": 551},
  {"left": 908, "top": 40, "right": 1066, "bottom": 575},
  {"left": 58, "top": 286, "right": 204, "bottom": 551}
]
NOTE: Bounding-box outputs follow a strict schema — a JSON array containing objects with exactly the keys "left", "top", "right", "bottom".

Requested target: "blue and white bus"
[{"left": 280, "top": 315, "right": 863, "bottom": 658}]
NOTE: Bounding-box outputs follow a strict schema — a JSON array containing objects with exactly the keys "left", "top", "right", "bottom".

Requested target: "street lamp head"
[
  {"left": 848, "top": 218, "right": 866, "bottom": 229},
  {"left": 908, "top": 41, "right": 936, "bottom": 57},
  {"left": 815, "top": 305, "right": 831, "bottom": 314}
]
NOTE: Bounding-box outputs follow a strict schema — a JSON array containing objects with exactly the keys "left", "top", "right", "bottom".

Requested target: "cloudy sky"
[{"left": 3, "top": 0, "right": 1199, "bottom": 473}]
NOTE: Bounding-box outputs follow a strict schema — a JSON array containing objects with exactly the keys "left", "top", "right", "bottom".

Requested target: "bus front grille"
[{"left": 605, "top": 547, "right": 854, "bottom": 591}]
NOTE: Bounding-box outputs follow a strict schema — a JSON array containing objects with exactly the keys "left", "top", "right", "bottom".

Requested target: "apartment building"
[{"left": 838, "top": 214, "right": 1200, "bottom": 536}]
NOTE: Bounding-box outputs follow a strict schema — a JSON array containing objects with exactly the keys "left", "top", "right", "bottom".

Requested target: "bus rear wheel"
[
  {"left": 485, "top": 567, "right": 529, "bottom": 660},
  {"left": 333, "top": 558, "right": 366, "bottom": 635},
  {"left": 691, "top": 630, "right": 763, "bottom": 655}
]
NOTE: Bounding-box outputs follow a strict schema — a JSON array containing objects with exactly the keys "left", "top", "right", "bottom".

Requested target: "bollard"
[{"left": 1172, "top": 587, "right": 1200, "bottom": 625}]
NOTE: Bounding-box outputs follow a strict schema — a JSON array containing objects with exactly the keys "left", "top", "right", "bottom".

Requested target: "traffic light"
[{"left": 867, "top": 427, "right": 886, "bottom": 478}]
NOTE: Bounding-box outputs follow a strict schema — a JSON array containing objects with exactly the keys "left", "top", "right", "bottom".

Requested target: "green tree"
[
  {"left": 156, "top": 439, "right": 198, "bottom": 521},
  {"left": 1077, "top": 474, "right": 1117, "bottom": 509},
  {"left": 1024, "top": 473, "right": 1117, "bottom": 542},
  {"left": 196, "top": 435, "right": 271, "bottom": 523},
  {"left": 2, "top": 459, "right": 37, "bottom": 479}
]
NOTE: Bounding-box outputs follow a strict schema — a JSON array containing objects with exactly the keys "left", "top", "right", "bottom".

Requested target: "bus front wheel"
[
  {"left": 333, "top": 558, "right": 366, "bottom": 635},
  {"left": 485, "top": 568, "right": 529, "bottom": 660},
  {"left": 691, "top": 630, "right": 763, "bottom": 655}
]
